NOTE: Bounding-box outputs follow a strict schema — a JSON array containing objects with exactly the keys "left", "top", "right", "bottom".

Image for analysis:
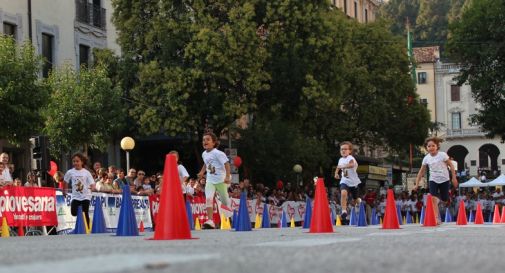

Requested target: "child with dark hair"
[
  {"left": 64, "top": 153, "right": 95, "bottom": 225},
  {"left": 415, "top": 137, "right": 458, "bottom": 225},
  {"left": 197, "top": 132, "right": 231, "bottom": 229}
]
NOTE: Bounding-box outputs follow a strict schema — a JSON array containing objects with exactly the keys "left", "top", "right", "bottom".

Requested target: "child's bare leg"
[{"left": 341, "top": 190, "right": 348, "bottom": 212}]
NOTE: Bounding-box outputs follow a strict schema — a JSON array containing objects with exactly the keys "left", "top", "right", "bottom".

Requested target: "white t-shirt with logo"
[
  {"left": 64, "top": 168, "right": 95, "bottom": 201},
  {"left": 338, "top": 155, "right": 361, "bottom": 187},
  {"left": 202, "top": 148, "right": 229, "bottom": 184},
  {"left": 422, "top": 151, "right": 450, "bottom": 184}
]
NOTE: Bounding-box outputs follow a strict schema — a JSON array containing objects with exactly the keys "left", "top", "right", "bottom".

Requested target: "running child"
[
  {"left": 334, "top": 141, "right": 361, "bottom": 225},
  {"left": 64, "top": 153, "right": 96, "bottom": 226},
  {"left": 414, "top": 137, "right": 458, "bottom": 225},
  {"left": 197, "top": 132, "right": 231, "bottom": 229}
]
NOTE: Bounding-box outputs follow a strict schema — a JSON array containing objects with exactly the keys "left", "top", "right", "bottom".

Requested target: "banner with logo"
[
  {"left": 0, "top": 186, "right": 57, "bottom": 226},
  {"left": 149, "top": 195, "right": 221, "bottom": 225},
  {"left": 149, "top": 195, "right": 308, "bottom": 226},
  {"left": 56, "top": 191, "right": 152, "bottom": 233}
]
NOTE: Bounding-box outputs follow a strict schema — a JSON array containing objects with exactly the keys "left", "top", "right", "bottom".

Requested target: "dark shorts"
[
  {"left": 429, "top": 181, "right": 450, "bottom": 202},
  {"left": 340, "top": 183, "right": 359, "bottom": 200}
]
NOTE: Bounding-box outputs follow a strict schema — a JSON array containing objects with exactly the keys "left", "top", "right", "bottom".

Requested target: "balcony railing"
[
  {"left": 76, "top": 0, "right": 106, "bottom": 30},
  {"left": 446, "top": 128, "right": 486, "bottom": 137}
]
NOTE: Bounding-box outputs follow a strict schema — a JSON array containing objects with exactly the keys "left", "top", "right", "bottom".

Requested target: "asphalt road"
[{"left": 1, "top": 223, "right": 504, "bottom": 273}]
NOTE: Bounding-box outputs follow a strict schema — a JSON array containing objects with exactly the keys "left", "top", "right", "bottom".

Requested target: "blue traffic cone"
[
  {"left": 444, "top": 207, "right": 452, "bottom": 223},
  {"left": 357, "top": 202, "right": 367, "bottom": 227},
  {"left": 185, "top": 200, "right": 194, "bottom": 230},
  {"left": 73, "top": 206, "right": 86, "bottom": 234},
  {"left": 406, "top": 211, "right": 413, "bottom": 224},
  {"left": 116, "top": 185, "right": 139, "bottom": 236},
  {"left": 370, "top": 208, "right": 377, "bottom": 225},
  {"left": 303, "top": 198, "right": 312, "bottom": 229},
  {"left": 232, "top": 210, "right": 238, "bottom": 229},
  {"left": 396, "top": 205, "right": 402, "bottom": 225},
  {"left": 91, "top": 198, "right": 107, "bottom": 233},
  {"left": 469, "top": 210, "right": 474, "bottom": 223},
  {"left": 349, "top": 207, "right": 357, "bottom": 226},
  {"left": 236, "top": 192, "right": 251, "bottom": 231},
  {"left": 281, "top": 210, "right": 288, "bottom": 228},
  {"left": 420, "top": 206, "right": 425, "bottom": 225},
  {"left": 261, "top": 203, "right": 270, "bottom": 228}
]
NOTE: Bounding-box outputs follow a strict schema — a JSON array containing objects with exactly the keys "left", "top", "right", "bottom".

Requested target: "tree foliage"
[
  {"left": 0, "top": 36, "right": 48, "bottom": 143},
  {"left": 112, "top": 0, "right": 269, "bottom": 137},
  {"left": 378, "top": 0, "right": 420, "bottom": 36},
  {"left": 447, "top": 0, "right": 505, "bottom": 140},
  {"left": 44, "top": 65, "right": 124, "bottom": 155}
]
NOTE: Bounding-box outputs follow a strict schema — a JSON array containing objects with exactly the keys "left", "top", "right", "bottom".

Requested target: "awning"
[{"left": 459, "top": 177, "right": 488, "bottom": 188}]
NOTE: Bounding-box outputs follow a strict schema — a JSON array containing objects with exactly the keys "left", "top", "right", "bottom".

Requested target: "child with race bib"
[{"left": 197, "top": 132, "right": 231, "bottom": 229}]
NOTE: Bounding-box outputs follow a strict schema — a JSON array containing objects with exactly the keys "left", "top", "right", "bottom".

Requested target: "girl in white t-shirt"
[
  {"left": 415, "top": 137, "right": 458, "bottom": 225},
  {"left": 197, "top": 132, "right": 231, "bottom": 229},
  {"left": 63, "top": 153, "right": 96, "bottom": 226}
]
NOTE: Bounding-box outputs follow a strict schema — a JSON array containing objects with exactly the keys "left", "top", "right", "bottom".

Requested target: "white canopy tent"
[
  {"left": 487, "top": 174, "right": 505, "bottom": 186},
  {"left": 459, "top": 177, "right": 488, "bottom": 188}
]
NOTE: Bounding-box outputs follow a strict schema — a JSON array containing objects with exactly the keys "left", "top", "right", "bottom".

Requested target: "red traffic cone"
[
  {"left": 423, "top": 194, "right": 437, "bottom": 227},
  {"left": 18, "top": 222, "right": 25, "bottom": 237},
  {"left": 382, "top": 189, "right": 400, "bottom": 229},
  {"left": 309, "top": 178, "right": 333, "bottom": 233},
  {"left": 152, "top": 154, "right": 192, "bottom": 240},
  {"left": 139, "top": 221, "right": 145, "bottom": 232},
  {"left": 501, "top": 207, "right": 505, "bottom": 223},
  {"left": 492, "top": 205, "right": 501, "bottom": 224},
  {"left": 456, "top": 200, "right": 467, "bottom": 225},
  {"left": 474, "top": 202, "right": 484, "bottom": 224}
]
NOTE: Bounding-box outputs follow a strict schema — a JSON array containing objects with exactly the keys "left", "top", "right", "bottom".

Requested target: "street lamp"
[
  {"left": 293, "top": 164, "right": 303, "bottom": 187},
  {"left": 120, "top": 137, "right": 135, "bottom": 171}
]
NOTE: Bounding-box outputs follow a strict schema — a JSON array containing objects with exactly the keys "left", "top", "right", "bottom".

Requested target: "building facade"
[
  {"left": 331, "top": 0, "right": 381, "bottom": 23},
  {"left": 0, "top": 0, "right": 121, "bottom": 179},
  {"left": 435, "top": 63, "right": 504, "bottom": 178},
  {"left": 413, "top": 46, "right": 440, "bottom": 123}
]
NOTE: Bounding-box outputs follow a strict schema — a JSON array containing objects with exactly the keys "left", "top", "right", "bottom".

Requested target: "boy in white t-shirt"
[
  {"left": 334, "top": 141, "right": 361, "bottom": 225},
  {"left": 415, "top": 137, "right": 458, "bottom": 225},
  {"left": 197, "top": 132, "right": 231, "bottom": 229}
]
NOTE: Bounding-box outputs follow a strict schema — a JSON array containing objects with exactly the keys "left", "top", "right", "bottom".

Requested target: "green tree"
[
  {"left": 112, "top": 0, "right": 269, "bottom": 139},
  {"left": 44, "top": 65, "right": 124, "bottom": 155},
  {"left": 415, "top": 0, "right": 451, "bottom": 44},
  {"left": 448, "top": 0, "right": 471, "bottom": 24},
  {"left": 447, "top": 0, "right": 505, "bottom": 140},
  {"left": 0, "top": 36, "right": 48, "bottom": 143}
]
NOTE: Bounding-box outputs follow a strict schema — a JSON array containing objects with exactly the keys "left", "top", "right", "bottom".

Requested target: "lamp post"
[
  {"left": 120, "top": 137, "right": 135, "bottom": 171},
  {"left": 293, "top": 164, "right": 303, "bottom": 187}
]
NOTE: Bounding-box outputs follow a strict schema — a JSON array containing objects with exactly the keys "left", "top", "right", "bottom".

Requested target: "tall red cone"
[
  {"left": 423, "top": 194, "right": 437, "bottom": 227},
  {"left": 474, "top": 202, "right": 484, "bottom": 224},
  {"left": 492, "top": 205, "right": 501, "bottom": 224},
  {"left": 501, "top": 207, "right": 505, "bottom": 223},
  {"left": 309, "top": 178, "right": 333, "bottom": 233},
  {"left": 456, "top": 200, "right": 467, "bottom": 225},
  {"left": 152, "top": 154, "right": 192, "bottom": 240},
  {"left": 382, "top": 189, "right": 400, "bottom": 229}
]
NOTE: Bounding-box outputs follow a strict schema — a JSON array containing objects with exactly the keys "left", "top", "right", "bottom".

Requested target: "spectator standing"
[{"left": 0, "top": 153, "right": 13, "bottom": 185}]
